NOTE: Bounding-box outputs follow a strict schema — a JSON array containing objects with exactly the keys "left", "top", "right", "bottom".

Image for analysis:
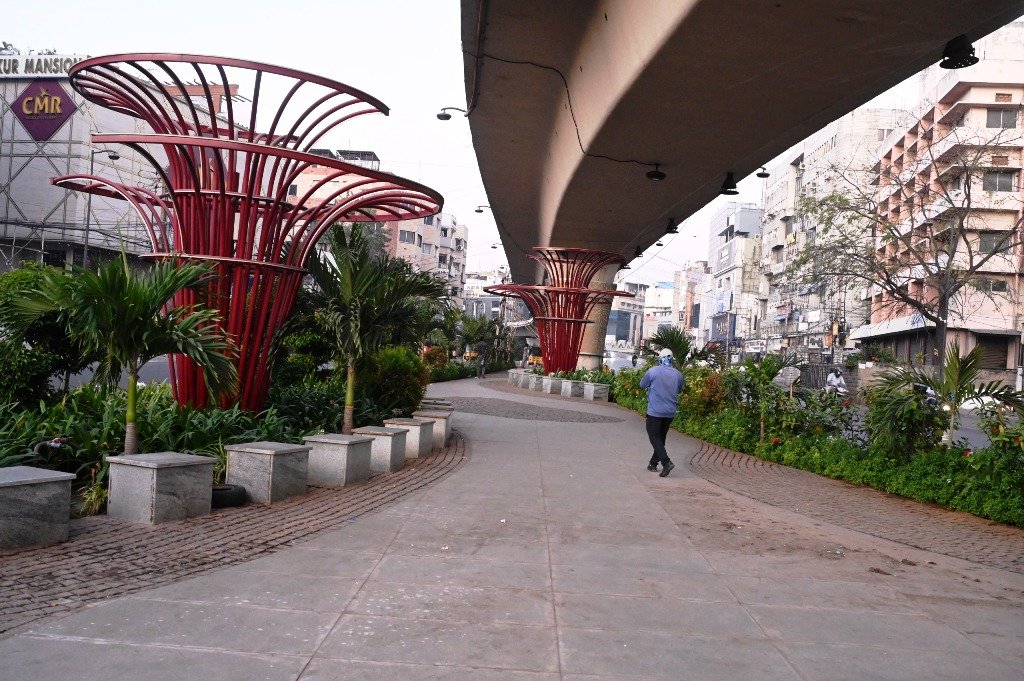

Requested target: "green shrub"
[
  {"left": 430, "top": 361, "right": 475, "bottom": 382},
  {"left": 423, "top": 346, "right": 449, "bottom": 369},
  {"left": 611, "top": 368, "right": 646, "bottom": 412},
  {"left": 362, "top": 345, "right": 430, "bottom": 418}
]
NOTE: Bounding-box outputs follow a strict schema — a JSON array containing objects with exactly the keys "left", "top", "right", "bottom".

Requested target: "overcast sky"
[{"left": 6, "top": 0, "right": 918, "bottom": 284}]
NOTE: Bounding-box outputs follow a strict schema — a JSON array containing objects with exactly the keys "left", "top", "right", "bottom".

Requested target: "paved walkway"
[{"left": 1, "top": 374, "right": 1023, "bottom": 680}]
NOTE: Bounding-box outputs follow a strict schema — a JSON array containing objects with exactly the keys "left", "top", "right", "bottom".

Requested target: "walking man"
[{"left": 640, "top": 348, "right": 684, "bottom": 477}]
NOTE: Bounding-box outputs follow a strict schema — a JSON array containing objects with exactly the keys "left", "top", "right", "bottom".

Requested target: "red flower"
[
  {"left": 770, "top": 436, "right": 781, "bottom": 445},
  {"left": 963, "top": 450, "right": 973, "bottom": 457}
]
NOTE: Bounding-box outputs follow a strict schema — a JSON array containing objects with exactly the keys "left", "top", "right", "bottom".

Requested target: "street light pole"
[{"left": 83, "top": 148, "right": 120, "bottom": 267}]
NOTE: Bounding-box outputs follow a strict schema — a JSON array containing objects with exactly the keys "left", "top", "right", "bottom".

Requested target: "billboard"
[{"left": 12, "top": 79, "right": 76, "bottom": 141}]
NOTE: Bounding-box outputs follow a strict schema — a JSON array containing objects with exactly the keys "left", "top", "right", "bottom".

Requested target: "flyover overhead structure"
[
  {"left": 52, "top": 54, "right": 442, "bottom": 410},
  {"left": 460, "top": 0, "right": 1024, "bottom": 282},
  {"left": 485, "top": 247, "right": 631, "bottom": 373}
]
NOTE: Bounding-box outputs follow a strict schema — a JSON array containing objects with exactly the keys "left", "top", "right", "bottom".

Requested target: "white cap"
[{"left": 658, "top": 348, "right": 673, "bottom": 359}]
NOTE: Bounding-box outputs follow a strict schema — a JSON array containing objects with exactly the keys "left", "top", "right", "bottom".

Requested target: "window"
[
  {"left": 438, "top": 253, "right": 447, "bottom": 264},
  {"left": 416, "top": 235, "right": 423, "bottom": 247},
  {"left": 423, "top": 215, "right": 434, "bottom": 226},
  {"left": 287, "top": 184, "right": 298, "bottom": 196},
  {"left": 440, "top": 228, "right": 448, "bottom": 237},
  {"left": 982, "top": 170, "right": 1015, "bottom": 191},
  {"left": 979, "top": 232, "right": 1002, "bottom": 254},
  {"left": 399, "top": 230, "right": 416, "bottom": 244},
  {"left": 986, "top": 109, "right": 1017, "bottom": 128},
  {"left": 978, "top": 279, "right": 1009, "bottom": 293}
]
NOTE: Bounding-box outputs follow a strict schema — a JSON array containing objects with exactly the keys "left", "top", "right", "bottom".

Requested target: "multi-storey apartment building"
[
  {"left": 608, "top": 281, "right": 647, "bottom": 348},
  {"left": 701, "top": 202, "right": 762, "bottom": 353},
  {"left": 759, "top": 108, "right": 902, "bottom": 358},
  {"left": 850, "top": 23, "right": 1024, "bottom": 371},
  {"left": 386, "top": 212, "right": 468, "bottom": 307}
]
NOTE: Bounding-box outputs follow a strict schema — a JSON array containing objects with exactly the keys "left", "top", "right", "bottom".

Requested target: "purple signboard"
[{"left": 12, "top": 80, "right": 76, "bottom": 141}]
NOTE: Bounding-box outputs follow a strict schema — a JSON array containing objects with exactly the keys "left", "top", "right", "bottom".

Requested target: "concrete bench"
[
  {"left": 560, "top": 379, "right": 584, "bottom": 398},
  {"left": 421, "top": 398, "right": 453, "bottom": 408},
  {"left": 106, "top": 452, "right": 214, "bottom": 525},
  {"left": 302, "top": 433, "right": 373, "bottom": 487},
  {"left": 418, "top": 403, "right": 453, "bottom": 413},
  {"left": 542, "top": 376, "right": 563, "bottom": 394},
  {"left": 352, "top": 426, "right": 408, "bottom": 473},
  {"left": 412, "top": 410, "right": 452, "bottom": 451},
  {"left": 583, "top": 382, "right": 610, "bottom": 401},
  {"left": 0, "top": 466, "right": 76, "bottom": 550},
  {"left": 384, "top": 418, "right": 434, "bottom": 458},
  {"left": 225, "top": 441, "right": 309, "bottom": 504}
]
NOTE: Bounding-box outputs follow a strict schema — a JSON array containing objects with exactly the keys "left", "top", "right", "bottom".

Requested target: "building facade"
[
  {"left": 850, "top": 23, "right": 1024, "bottom": 370},
  {"left": 0, "top": 54, "right": 157, "bottom": 271},
  {"left": 386, "top": 212, "right": 468, "bottom": 307},
  {"left": 701, "top": 202, "right": 762, "bottom": 353}
]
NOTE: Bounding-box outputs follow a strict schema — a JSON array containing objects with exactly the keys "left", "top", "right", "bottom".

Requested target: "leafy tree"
[
  {"left": 308, "top": 224, "right": 445, "bottom": 433},
  {"left": 791, "top": 120, "right": 1024, "bottom": 368},
  {"left": 4, "top": 257, "right": 238, "bottom": 454}
]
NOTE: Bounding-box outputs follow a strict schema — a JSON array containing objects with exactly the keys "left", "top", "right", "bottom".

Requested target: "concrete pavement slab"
[
  {"left": 139, "top": 570, "right": 365, "bottom": 612},
  {"left": 316, "top": 614, "right": 559, "bottom": 671},
  {"left": 348, "top": 581, "right": 554, "bottom": 625},
  {"left": 299, "top": 658, "right": 560, "bottom": 680},
  {"left": 0, "top": 636, "right": 307, "bottom": 681},
  {"left": 27, "top": 596, "right": 338, "bottom": 655},
  {"left": 371, "top": 553, "right": 553, "bottom": 591}
]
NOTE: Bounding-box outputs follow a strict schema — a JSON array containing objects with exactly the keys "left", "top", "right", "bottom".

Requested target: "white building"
[
  {"left": 0, "top": 54, "right": 158, "bottom": 271},
  {"left": 702, "top": 202, "right": 762, "bottom": 351},
  {"left": 386, "top": 212, "right": 468, "bottom": 307}
]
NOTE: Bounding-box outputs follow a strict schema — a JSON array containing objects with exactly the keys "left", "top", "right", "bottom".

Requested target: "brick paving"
[
  {"left": 0, "top": 432, "right": 466, "bottom": 636},
  {"left": 689, "top": 440, "right": 1024, "bottom": 574}
]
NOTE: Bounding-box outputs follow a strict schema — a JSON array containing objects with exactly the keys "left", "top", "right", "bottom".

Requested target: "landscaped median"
[{"left": 609, "top": 359, "right": 1024, "bottom": 528}]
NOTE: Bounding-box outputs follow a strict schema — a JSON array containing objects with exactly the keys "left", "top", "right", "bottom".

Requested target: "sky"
[{"left": 5, "top": 0, "right": 920, "bottom": 285}]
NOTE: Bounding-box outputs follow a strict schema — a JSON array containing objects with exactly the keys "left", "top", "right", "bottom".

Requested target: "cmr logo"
[{"left": 13, "top": 80, "right": 77, "bottom": 141}]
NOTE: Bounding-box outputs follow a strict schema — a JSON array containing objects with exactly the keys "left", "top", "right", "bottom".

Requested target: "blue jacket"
[{"left": 639, "top": 364, "right": 685, "bottom": 417}]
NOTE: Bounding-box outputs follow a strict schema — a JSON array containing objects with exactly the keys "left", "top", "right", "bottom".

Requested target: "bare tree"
[{"left": 790, "top": 115, "right": 1024, "bottom": 368}]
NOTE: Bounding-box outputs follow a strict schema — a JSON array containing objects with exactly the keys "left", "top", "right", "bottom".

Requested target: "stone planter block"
[
  {"left": 542, "top": 376, "right": 563, "bottom": 394},
  {"left": 106, "top": 452, "right": 214, "bottom": 525},
  {"left": 422, "top": 397, "right": 453, "bottom": 407},
  {"left": 412, "top": 410, "right": 452, "bottom": 451},
  {"left": 583, "top": 382, "right": 610, "bottom": 401},
  {"left": 560, "top": 380, "right": 584, "bottom": 398},
  {"left": 302, "top": 434, "right": 373, "bottom": 487},
  {"left": 352, "top": 426, "right": 408, "bottom": 473},
  {"left": 225, "top": 441, "right": 309, "bottom": 504},
  {"left": 418, "top": 403, "right": 453, "bottom": 412},
  {"left": 0, "top": 466, "right": 76, "bottom": 550},
  {"left": 528, "top": 374, "right": 545, "bottom": 391},
  {"left": 384, "top": 418, "right": 434, "bottom": 458}
]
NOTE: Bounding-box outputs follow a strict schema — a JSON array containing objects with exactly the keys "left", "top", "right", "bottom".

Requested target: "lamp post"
[{"left": 83, "top": 148, "right": 120, "bottom": 267}]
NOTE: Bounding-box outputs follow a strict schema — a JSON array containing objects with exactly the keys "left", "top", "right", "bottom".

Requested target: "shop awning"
[{"left": 849, "top": 314, "right": 931, "bottom": 340}]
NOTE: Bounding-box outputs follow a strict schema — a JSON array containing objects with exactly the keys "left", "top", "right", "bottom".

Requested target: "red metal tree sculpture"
[
  {"left": 52, "top": 54, "right": 442, "bottom": 410},
  {"left": 485, "top": 248, "right": 632, "bottom": 373}
]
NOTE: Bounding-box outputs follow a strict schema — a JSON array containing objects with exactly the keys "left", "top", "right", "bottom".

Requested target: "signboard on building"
[
  {"left": 0, "top": 55, "right": 87, "bottom": 79},
  {"left": 12, "top": 79, "right": 77, "bottom": 141},
  {"left": 710, "top": 313, "right": 737, "bottom": 343}
]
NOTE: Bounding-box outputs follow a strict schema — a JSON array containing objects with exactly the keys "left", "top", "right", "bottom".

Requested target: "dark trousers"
[{"left": 646, "top": 415, "right": 673, "bottom": 466}]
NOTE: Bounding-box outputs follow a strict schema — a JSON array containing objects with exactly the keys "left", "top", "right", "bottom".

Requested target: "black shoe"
[
  {"left": 659, "top": 462, "right": 675, "bottom": 477},
  {"left": 646, "top": 463, "right": 658, "bottom": 472}
]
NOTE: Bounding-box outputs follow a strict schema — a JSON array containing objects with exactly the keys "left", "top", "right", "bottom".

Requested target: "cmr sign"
[{"left": 13, "top": 80, "right": 77, "bottom": 141}]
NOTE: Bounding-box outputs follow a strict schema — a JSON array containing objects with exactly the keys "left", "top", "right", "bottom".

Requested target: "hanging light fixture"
[
  {"left": 665, "top": 219, "right": 679, "bottom": 235},
  {"left": 655, "top": 241, "right": 664, "bottom": 247},
  {"left": 436, "top": 106, "right": 469, "bottom": 120},
  {"left": 475, "top": 205, "right": 490, "bottom": 213},
  {"left": 634, "top": 246, "right": 643, "bottom": 258},
  {"left": 756, "top": 167, "right": 770, "bottom": 178},
  {"left": 940, "top": 35, "right": 979, "bottom": 69},
  {"left": 619, "top": 263, "right": 631, "bottom": 270},
  {"left": 646, "top": 164, "right": 666, "bottom": 181},
  {"left": 720, "top": 172, "right": 739, "bottom": 196}
]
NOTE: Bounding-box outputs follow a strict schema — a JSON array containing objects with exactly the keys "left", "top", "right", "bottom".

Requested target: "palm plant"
[
  {"left": 308, "top": 224, "right": 446, "bottom": 434},
  {"left": 644, "top": 326, "right": 714, "bottom": 367},
  {"left": 5, "top": 256, "right": 237, "bottom": 455},
  {"left": 872, "top": 341, "right": 1024, "bottom": 445}
]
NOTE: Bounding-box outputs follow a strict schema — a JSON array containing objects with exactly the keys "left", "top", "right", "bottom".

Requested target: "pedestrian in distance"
[
  {"left": 640, "top": 348, "right": 685, "bottom": 477},
  {"left": 475, "top": 340, "right": 488, "bottom": 378}
]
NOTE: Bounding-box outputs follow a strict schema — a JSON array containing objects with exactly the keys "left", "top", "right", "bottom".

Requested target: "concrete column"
[{"left": 577, "top": 263, "right": 619, "bottom": 370}]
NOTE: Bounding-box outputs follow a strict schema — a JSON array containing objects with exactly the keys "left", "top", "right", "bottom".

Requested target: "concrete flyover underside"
[{"left": 461, "top": 0, "right": 1024, "bottom": 282}]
